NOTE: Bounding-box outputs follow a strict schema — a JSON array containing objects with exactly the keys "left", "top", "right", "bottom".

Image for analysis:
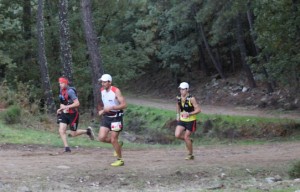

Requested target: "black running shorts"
[
  {"left": 57, "top": 112, "right": 79, "bottom": 131},
  {"left": 177, "top": 120, "right": 197, "bottom": 132},
  {"left": 101, "top": 115, "right": 123, "bottom": 132}
]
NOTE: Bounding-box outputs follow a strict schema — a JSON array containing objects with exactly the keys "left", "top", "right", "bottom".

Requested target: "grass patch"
[
  {"left": 289, "top": 160, "right": 300, "bottom": 179},
  {"left": 124, "top": 104, "right": 300, "bottom": 144},
  {"left": 2, "top": 105, "right": 21, "bottom": 124},
  {"left": 230, "top": 189, "right": 299, "bottom": 192},
  {"left": 0, "top": 122, "right": 100, "bottom": 148},
  {"left": 0, "top": 103, "right": 299, "bottom": 147},
  {"left": 0, "top": 117, "right": 169, "bottom": 150}
]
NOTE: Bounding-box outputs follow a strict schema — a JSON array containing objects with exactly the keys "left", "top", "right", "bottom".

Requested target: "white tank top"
[{"left": 101, "top": 86, "right": 120, "bottom": 111}]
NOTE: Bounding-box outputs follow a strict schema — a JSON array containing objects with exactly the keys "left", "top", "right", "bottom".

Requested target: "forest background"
[{"left": 0, "top": 0, "right": 299, "bottom": 114}]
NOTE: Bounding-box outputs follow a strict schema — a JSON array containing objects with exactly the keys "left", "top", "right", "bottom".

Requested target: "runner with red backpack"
[{"left": 56, "top": 77, "right": 95, "bottom": 153}]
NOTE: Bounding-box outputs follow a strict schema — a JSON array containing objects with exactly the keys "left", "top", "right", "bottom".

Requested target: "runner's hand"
[
  {"left": 103, "top": 106, "right": 114, "bottom": 113},
  {"left": 181, "top": 112, "right": 190, "bottom": 118},
  {"left": 98, "top": 110, "right": 104, "bottom": 116}
]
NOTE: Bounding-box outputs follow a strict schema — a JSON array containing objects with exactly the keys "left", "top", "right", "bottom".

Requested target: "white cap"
[
  {"left": 178, "top": 82, "right": 189, "bottom": 89},
  {"left": 99, "top": 74, "right": 112, "bottom": 82}
]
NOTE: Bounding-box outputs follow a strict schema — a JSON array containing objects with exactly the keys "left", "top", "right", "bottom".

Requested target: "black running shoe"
[
  {"left": 86, "top": 127, "right": 95, "bottom": 140},
  {"left": 64, "top": 147, "right": 71, "bottom": 152}
]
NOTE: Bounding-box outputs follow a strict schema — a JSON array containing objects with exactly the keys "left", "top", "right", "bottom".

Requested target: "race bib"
[
  {"left": 181, "top": 113, "right": 189, "bottom": 119},
  {"left": 111, "top": 121, "right": 122, "bottom": 131}
]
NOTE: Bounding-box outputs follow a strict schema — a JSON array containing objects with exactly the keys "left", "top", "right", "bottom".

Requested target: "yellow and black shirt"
[{"left": 177, "top": 94, "right": 196, "bottom": 122}]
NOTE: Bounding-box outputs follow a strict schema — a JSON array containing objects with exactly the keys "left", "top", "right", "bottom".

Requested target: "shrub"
[
  {"left": 0, "top": 81, "right": 42, "bottom": 113},
  {"left": 3, "top": 105, "right": 21, "bottom": 124},
  {"left": 289, "top": 160, "right": 300, "bottom": 178}
]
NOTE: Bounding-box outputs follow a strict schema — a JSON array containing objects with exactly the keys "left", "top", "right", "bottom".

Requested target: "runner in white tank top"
[{"left": 98, "top": 74, "right": 127, "bottom": 167}]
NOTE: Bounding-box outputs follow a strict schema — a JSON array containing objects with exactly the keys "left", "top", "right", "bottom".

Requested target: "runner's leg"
[
  {"left": 184, "top": 130, "right": 193, "bottom": 155},
  {"left": 175, "top": 125, "right": 185, "bottom": 140},
  {"left": 69, "top": 129, "right": 87, "bottom": 137},
  {"left": 98, "top": 126, "right": 111, "bottom": 143},
  {"left": 68, "top": 112, "right": 87, "bottom": 137},
  {"left": 111, "top": 131, "right": 121, "bottom": 158},
  {"left": 59, "top": 123, "right": 68, "bottom": 147}
]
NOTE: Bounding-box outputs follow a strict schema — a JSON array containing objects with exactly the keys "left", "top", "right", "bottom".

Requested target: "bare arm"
[
  {"left": 176, "top": 104, "right": 181, "bottom": 120},
  {"left": 112, "top": 88, "right": 127, "bottom": 110},
  {"left": 100, "top": 88, "right": 127, "bottom": 114},
  {"left": 176, "top": 103, "right": 181, "bottom": 113},
  {"left": 57, "top": 99, "right": 80, "bottom": 114},
  {"left": 189, "top": 97, "right": 201, "bottom": 115}
]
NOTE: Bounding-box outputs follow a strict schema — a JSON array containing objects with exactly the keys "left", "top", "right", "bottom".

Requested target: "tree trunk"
[
  {"left": 292, "top": 0, "right": 300, "bottom": 92},
  {"left": 22, "top": 0, "right": 32, "bottom": 70},
  {"left": 246, "top": 1, "right": 273, "bottom": 92},
  {"left": 23, "top": 0, "right": 31, "bottom": 40},
  {"left": 229, "top": 41, "right": 236, "bottom": 72},
  {"left": 236, "top": 12, "right": 256, "bottom": 88},
  {"left": 80, "top": 0, "right": 104, "bottom": 114},
  {"left": 37, "top": 0, "right": 55, "bottom": 113},
  {"left": 292, "top": 0, "right": 299, "bottom": 38},
  {"left": 59, "top": 0, "right": 73, "bottom": 83},
  {"left": 45, "top": 0, "right": 60, "bottom": 72},
  {"left": 199, "top": 22, "right": 226, "bottom": 79},
  {"left": 214, "top": 48, "right": 223, "bottom": 72},
  {"left": 192, "top": 5, "right": 209, "bottom": 77},
  {"left": 198, "top": 43, "right": 209, "bottom": 76},
  {"left": 195, "top": 21, "right": 209, "bottom": 75},
  {"left": 246, "top": 6, "right": 259, "bottom": 55}
]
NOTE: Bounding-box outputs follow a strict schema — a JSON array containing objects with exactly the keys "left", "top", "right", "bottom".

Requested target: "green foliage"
[
  {"left": 197, "top": 115, "right": 300, "bottom": 141},
  {"left": 209, "top": 1, "right": 241, "bottom": 46},
  {"left": 289, "top": 160, "right": 300, "bottom": 179},
  {"left": 101, "top": 41, "right": 149, "bottom": 85},
  {"left": 124, "top": 104, "right": 176, "bottom": 144},
  {"left": 0, "top": 0, "right": 38, "bottom": 84},
  {"left": 2, "top": 105, "right": 21, "bottom": 124},
  {"left": 0, "top": 81, "right": 43, "bottom": 114},
  {"left": 0, "top": 50, "right": 13, "bottom": 66},
  {"left": 0, "top": 0, "right": 299, "bottom": 111},
  {"left": 155, "top": 0, "right": 198, "bottom": 73},
  {"left": 124, "top": 104, "right": 300, "bottom": 145},
  {"left": 253, "top": 0, "right": 300, "bottom": 88}
]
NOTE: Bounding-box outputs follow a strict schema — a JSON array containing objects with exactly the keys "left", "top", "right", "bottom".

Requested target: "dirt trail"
[
  {"left": 126, "top": 96, "right": 300, "bottom": 120},
  {"left": 1, "top": 142, "right": 300, "bottom": 191},
  {"left": 0, "top": 98, "right": 300, "bottom": 191}
]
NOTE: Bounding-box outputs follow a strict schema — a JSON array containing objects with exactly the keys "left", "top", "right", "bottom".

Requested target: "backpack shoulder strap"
[
  {"left": 177, "top": 95, "right": 183, "bottom": 111},
  {"left": 187, "top": 94, "right": 193, "bottom": 107},
  {"left": 67, "top": 87, "right": 77, "bottom": 96}
]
